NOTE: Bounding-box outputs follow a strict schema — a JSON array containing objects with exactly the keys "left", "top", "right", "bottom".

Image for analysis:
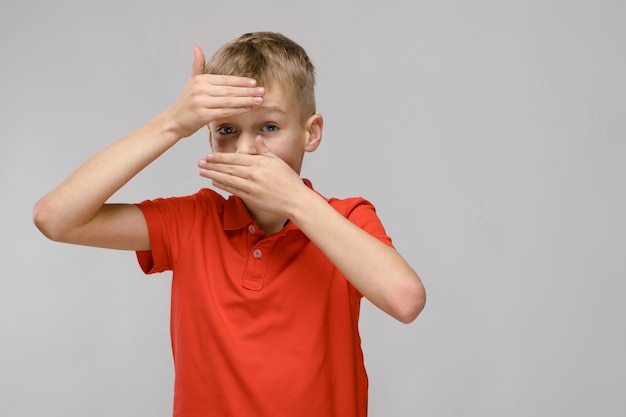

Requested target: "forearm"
[
  {"left": 290, "top": 191, "right": 426, "bottom": 323},
  {"left": 33, "top": 113, "right": 180, "bottom": 241}
]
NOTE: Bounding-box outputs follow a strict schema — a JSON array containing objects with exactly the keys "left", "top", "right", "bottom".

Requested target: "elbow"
[
  {"left": 33, "top": 197, "right": 64, "bottom": 242},
  {"left": 391, "top": 280, "right": 426, "bottom": 324},
  {"left": 397, "top": 295, "right": 426, "bottom": 325}
]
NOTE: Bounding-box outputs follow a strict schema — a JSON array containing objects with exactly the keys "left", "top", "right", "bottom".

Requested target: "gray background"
[{"left": 1, "top": 1, "right": 624, "bottom": 416}]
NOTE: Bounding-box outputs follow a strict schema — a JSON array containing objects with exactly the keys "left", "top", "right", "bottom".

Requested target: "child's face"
[{"left": 208, "top": 84, "right": 315, "bottom": 174}]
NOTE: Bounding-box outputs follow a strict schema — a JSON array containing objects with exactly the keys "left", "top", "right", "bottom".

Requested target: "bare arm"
[
  {"left": 198, "top": 137, "right": 426, "bottom": 323},
  {"left": 33, "top": 46, "right": 265, "bottom": 250},
  {"left": 290, "top": 190, "right": 426, "bottom": 323},
  {"left": 33, "top": 117, "right": 180, "bottom": 250}
]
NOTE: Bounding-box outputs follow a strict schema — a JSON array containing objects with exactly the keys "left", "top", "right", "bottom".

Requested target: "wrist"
[
  {"left": 288, "top": 185, "right": 328, "bottom": 227},
  {"left": 145, "top": 112, "right": 187, "bottom": 145}
]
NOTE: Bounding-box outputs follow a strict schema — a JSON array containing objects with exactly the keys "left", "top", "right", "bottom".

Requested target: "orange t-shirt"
[{"left": 135, "top": 180, "right": 393, "bottom": 417}]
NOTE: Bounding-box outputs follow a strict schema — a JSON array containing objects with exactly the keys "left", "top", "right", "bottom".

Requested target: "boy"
[{"left": 33, "top": 32, "right": 426, "bottom": 417}]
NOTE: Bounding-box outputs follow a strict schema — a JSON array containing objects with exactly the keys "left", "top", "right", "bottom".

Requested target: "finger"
[
  {"left": 203, "top": 152, "right": 254, "bottom": 166},
  {"left": 191, "top": 46, "right": 206, "bottom": 77},
  {"left": 198, "top": 165, "right": 250, "bottom": 193},
  {"left": 203, "top": 84, "right": 265, "bottom": 100},
  {"left": 205, "top": 74, "right": 260, "bottom": 88},
  {"left": 255, "top": 135, "right": 273, "bottom": 156},
  {"left": 198, "top": 158, "right": 240, "bottom": 174},
  {"left": 210, "top": 179, "right": 247, "bottom": 200}
]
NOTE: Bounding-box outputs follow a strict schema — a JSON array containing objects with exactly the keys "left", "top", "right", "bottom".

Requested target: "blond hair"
[{"left": 205, "top": 32, "right": 316, "bottom": 121}]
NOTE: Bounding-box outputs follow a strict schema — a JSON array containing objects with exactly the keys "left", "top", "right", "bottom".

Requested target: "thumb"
[
  {"left": 255, "top": 135, "right": 273, "bottom": 156},
  {"left": 190, "top": 46, "right": 206, "bottom": 77}
]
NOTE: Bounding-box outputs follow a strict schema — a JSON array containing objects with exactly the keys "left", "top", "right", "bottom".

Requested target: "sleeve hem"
[{"left": 134, "top": 201, "right": 171, "bottom": 274}]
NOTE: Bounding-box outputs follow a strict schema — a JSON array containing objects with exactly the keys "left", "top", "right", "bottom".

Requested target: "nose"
[{"left": 235, "top": 133, "right": 257, "bottom": 155}]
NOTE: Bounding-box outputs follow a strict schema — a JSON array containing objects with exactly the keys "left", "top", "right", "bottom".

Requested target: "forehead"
[
  {"left": 259, "top": 83, "right": 297, "bottom": 112},
  {"left": 213, "top": 84, "right": 300, "bottom": 125}
]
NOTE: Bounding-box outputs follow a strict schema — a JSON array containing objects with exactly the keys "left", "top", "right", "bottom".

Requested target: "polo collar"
[{"left": 223, "top": 178, "right": 318, "bottom": 231}]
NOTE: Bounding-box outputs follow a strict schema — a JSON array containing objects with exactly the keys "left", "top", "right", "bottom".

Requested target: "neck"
[{"left": 243, "top": 201, "right": 288, "bottom": 235}]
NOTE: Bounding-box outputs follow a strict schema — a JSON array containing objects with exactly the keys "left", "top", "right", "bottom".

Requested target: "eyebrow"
[
  {"left": 211, "top": 105, "right": 288, "bottom": 128},
  {"left": 257, "top": 105, "right": 288, "bottom": 116}
]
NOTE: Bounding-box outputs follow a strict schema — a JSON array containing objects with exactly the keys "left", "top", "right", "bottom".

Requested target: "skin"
[
  {"left": 33, "top": 46, "right": 426, "bottom": 323},
  {"left": 200, "top": 82, "right": 321, "bottom": 234}
]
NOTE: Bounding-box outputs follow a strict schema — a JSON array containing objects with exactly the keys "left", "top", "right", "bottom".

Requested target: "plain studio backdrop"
[{"left": 1, "top": 1, "right": 624, "bottom": 416}]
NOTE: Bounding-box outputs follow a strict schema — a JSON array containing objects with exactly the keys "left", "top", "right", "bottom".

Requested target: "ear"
[{"left": 303, "top": 113, "right": 323, "bottom": 152}]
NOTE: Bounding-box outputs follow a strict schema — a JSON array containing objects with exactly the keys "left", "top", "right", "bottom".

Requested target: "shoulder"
[
  {"left": 307, "top": 178, "right": 379, "bottom": 221},
  {"left": 139, "top": 188, "right": 225, "bottom": 206},
  {"left": 327, "top": 195, "right": 392, "bottom": 245},
  {"left": 327, "top": 196, "right": 377, "bottom": 217},
  {"left": 136, "top": 188, "right": 227, "bottom": 218}
]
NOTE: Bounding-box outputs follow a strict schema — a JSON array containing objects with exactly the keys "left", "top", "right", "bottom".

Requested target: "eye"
[
  {"left": 261, "top": 123, "right": 279, "bottom": 133},
  {"left": 216, "top": 125, "right": 236, "bottom": 135}
]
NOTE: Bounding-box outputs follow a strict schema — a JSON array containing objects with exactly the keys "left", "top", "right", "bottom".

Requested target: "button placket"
[{"left": 242, "top": 240, "right": 275, "bottom": 291}]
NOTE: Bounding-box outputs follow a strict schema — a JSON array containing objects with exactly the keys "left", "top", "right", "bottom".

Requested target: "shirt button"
[
  {"left": 252, "top": 249, "right": 263, "bottom": 259},
  {"left": 248, "top": 224, "right": 256, "bottom": 233}
]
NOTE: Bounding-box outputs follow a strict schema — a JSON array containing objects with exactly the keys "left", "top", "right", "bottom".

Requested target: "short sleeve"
[
  {"left": 134, "top": 199, "right": 175, "bottom": 274},
  {"left": 330, "top": 197, "right": 394, "bottom": 248},
  {"left": 133, "top": 189, "right": 223, "bottom": 275}
]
